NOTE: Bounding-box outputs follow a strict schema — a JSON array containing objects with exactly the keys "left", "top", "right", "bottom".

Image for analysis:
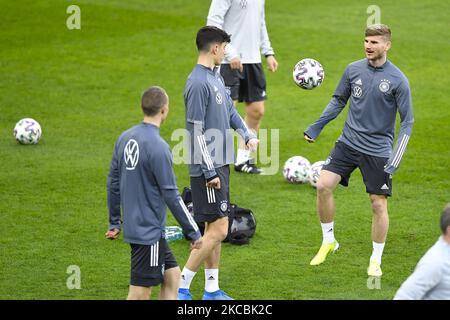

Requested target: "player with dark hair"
[
  {"left": 304, "top": 24, "right": 414, "bottom": 277},
  {"left": 178, "top": 26, "right": 258, "bottom": 300},
  {"left": 105, "top": 86, "right": 202, "bottom": 300}
]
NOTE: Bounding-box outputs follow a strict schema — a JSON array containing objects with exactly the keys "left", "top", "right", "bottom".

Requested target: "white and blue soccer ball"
[
  {"left": 308, "top": 160, "right": 325, "bottom": 188},
  {"left": 293, "top": 58, "right": 325, "bottom": 90},
  {"left": 13, "top": 118, "right": 42, "bottom": 145},
  {"left": 283, "top": 156, "right": 311, "bottom": 184}
]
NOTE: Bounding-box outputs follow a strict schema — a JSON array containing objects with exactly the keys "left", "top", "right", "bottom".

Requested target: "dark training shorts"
[
  {"left": 220, "top": 63, "right": 267, "bottom": 103},
  {"left": 130, "top": 238, "right": 178, "bottom": 287},
  {"left": 322, "top": 141, "right": 392, "bottom": 196},
  {"left": 190, "top": 165, "right": 230, "bottom": 223}
]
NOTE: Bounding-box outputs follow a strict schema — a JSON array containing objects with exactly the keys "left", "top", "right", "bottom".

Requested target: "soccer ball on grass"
[
  {"left": 13, "top": 118, "right": 42, "bottom": 145},
  {"left": 283, "top": 156, "right": 311, "bottom": 184}
]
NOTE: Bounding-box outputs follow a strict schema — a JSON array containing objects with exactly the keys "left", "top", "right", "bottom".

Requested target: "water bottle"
[{"left": 165, "top": 226, "right": 184, "bottom": 242}]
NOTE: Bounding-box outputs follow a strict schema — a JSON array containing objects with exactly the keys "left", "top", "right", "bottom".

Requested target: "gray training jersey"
[
  {"left": 107, "top": 123, "right": 200, "bottom": 245},
  {"left": 394, "top": 237, "right": 450, "bottom": 300},
  {"left": 305, "top": 59, "right": 414, "bottom": 174},
  {"left": 207, "top": 0, "right": 274, "bottom": 64},
  {"left": 184, "top": 64, "right": 256, "bottom": 179}
]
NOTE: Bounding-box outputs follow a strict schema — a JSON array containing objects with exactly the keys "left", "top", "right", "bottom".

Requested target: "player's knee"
[
  {"left": 371, "top": 197, "right": 387, "bottom": 214},
  {"left": 163, "top": 267, "right": 180, "bottom": 289},
  {"left": 206, "top": 220, "right": 228, "bottom": 242},
  {"left": 216, "top": 227, "right": 228, "bottom": 242},
  {"left": 250, "top": 108, "right": 264, "bottom": 121},
  {"left": 127, "top": 291, "right": 149, "bottom": 300},
  {"left": 247, "top": 103, "right": 265, "bottom": 121},
  {"left": 316, "top": 180, "right": 333, "bottom": 195}
]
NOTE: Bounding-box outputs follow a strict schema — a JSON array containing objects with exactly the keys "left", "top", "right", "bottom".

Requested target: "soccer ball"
[
  {"left": 283, "top": 156, "right": 311, "bottom": 184},
  {"left": 13, "top": 118, "right": 42, "bottom": 144},
  {"left": 308, "top": 160, "right": 325, "bottom": 188},
  {"left": 293, "top": 58, "right": 325, "bottom": 90}
]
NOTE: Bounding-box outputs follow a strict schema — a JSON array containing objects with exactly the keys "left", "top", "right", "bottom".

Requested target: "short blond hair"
[{"left": 365, "top": 24, "right": 391, "bottom": 41}]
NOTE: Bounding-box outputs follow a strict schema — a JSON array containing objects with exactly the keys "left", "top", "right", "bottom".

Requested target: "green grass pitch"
[{"left": 0, "top": 0, "right": 449, "bottom": 299}]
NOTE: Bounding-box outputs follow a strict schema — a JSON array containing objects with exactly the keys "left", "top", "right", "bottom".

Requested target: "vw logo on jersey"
[
  {"left": 240, "top": 0, "right": 247, "bottom": 9},
  {"left": 216, "top": 92, "right": 223, "bottom": 105},
  {"left": 352, "top": 86, "right": 362, "bottom": 98},
  {"left": 124, "top": 139, "right": 139, "bottom": 170},
  {"left": 379, "top": 79, "right": 391, "bottom": 93}
]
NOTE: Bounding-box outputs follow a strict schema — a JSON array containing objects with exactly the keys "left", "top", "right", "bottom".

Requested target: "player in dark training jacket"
[
  {"left": 178, "top": 26, "right": 258, "bottom": 300},
  {"left": 106, "top": 86, "right": 202, "bottom": 300}
]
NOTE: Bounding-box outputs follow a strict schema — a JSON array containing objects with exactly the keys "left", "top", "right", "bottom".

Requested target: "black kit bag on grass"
[
  {"left": 181, "top": 187, "right": 257, "bottom": 245},
  {"left": 224, "top": 204, "right": 257, "bottom": 245}
]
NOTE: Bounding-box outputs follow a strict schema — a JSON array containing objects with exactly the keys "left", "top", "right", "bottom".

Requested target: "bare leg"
[
  {"left": 316, "top": 170, "right": 341, "bottom": 223},
  {"left": 370, "top": 194, "right": 389, "bottom": 243},
  {"left": 127, "top": 285, "right": 151, "bottom": 300},
  {"left": 184, "top": 217, "right": 228, "bottom": 272},
  {"left": 159, "top": 267, "right": 181, "bottom": 300},
  {"left": 244, "top": 101, "right": 264, "bottom": 133},
  {"left": 204, "top": 226, "right": 221, "bottom": 269}
]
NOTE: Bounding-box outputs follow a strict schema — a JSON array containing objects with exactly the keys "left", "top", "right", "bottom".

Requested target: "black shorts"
[
  {"left": 220, "top": 63, "right": 267, "bottom": 103},
  {"left": 190, "top": 166, "right": 230, "bottom": 223},
  {"left": 323, "top": 141, "right": 392, "bottom": 196},
  {"left": 130, "top": 238, "right": 178, "bottom": 287}
]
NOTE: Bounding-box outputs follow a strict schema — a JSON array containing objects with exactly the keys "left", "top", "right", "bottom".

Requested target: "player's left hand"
[
  {"left": 266, "top": 55, "right": 278, "bottom": 72},
  {"left": 304, "top": 134, "right": 315, "bottom": 143},
  {"left": 246, "top": 138, "right": 259, "bottom": 152},
  {"left": 190, "top": 237, "right": 203, "bottom": 250},
  {"left": 105, "top": 228, "right": 120, "bottom": 240}
]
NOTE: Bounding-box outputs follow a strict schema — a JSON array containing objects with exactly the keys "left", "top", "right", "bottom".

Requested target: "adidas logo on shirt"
[
  {"left": 355, "top": 79, "right": 362, "bottom": 85},
  {"left": 381, "top": 184, "right": 389, "bottom": 190}
]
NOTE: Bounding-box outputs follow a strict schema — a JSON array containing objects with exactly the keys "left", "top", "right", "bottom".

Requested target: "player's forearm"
[
  {"left": 260, "top": 24, "right": 274, "bottom": 56},
  {"left": 230, "top": 111, "right": 256, "bottom": 144},
  {"left": 162, "top": 189, "right": 201, "bottom": 241},
  {"left": 304, "top": 97, "right": 346, "bottom": 139},
  {"left": 106, "top": 173, "right": 121, "bottom": 229},
  {"left": 108, "top": 197, "right": 122, "bottom": 230},
  {"left": 385, "top": 121, "right": 413, "bottom": 174},
  {"left": 195, "top": 134, "right": 217, "bottom": 179}
]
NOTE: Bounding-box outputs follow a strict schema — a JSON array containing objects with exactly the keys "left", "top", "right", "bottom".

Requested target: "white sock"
[
  {"left": 321, "top": 222, "right": 335, "bottom": 244},
  {"left": 235, "top": 149, "right": 250, "bottom": 165},
  {"left": 204, "top": 269, "right": 220, "bottom": 293},
  {"left": 180, "top": 267, "right": 196, "bottom": 290},
  {"left": 370, "top": 242, "right": 385, "bottom": 264}
]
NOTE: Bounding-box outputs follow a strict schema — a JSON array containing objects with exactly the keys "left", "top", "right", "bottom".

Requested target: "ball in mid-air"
[
  {"left": 13, "top": 118, "right": 42, "bottom": 144},
  {"left": 293, "top": 58, "right": 325, "bottom": 90},
  {"left": 283, "top": 156, "right": 311, "bottom": 184}
]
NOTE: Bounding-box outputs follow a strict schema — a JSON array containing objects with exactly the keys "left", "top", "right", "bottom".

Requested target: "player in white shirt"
[{"left": 207, "top": 0, "right": 278, "bottom": 174}]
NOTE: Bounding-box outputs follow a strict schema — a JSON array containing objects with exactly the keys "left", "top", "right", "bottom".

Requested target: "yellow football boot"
[{"left": 310, "top": 241, "right": 340, "bottom": 266}]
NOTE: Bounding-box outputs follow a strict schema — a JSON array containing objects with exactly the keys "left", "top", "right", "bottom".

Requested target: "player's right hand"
[
  {"left": 190, "top": 237, "right": 203, "bottom": 250},
  {"left": 246, "top": 138, "right": 259, "bottom": 152},
  {"left": 206, "top": 177, "right": 221, "bottom": 189},
  {"left": 304, "top": 134, "right": 315, "bottom": 143},
  {"left": 105, "top": 228, "right": 120, "bottom": 240},
  {"left": 230, "top": 57, "right": 243, "bottom": 73}
]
